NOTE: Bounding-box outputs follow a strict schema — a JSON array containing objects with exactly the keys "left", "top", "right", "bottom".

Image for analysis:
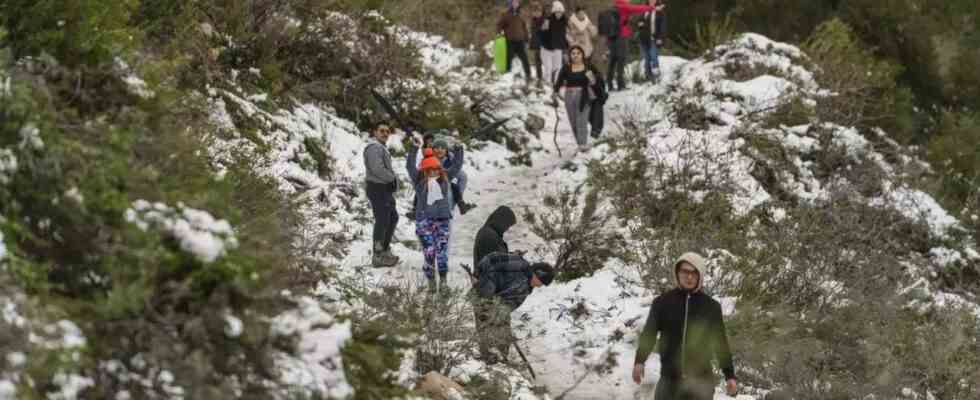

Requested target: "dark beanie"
[{"left": 531, "top": 262, "right": 555, "bottom": 286}]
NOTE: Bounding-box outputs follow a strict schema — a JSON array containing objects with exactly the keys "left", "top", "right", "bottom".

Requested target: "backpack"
[{"left": 597, "top": 8, "right": 620, "bottom": 39}]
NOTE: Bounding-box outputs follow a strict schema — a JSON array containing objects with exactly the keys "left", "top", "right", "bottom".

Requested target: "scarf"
[
  {"left": 426, "top": 177, "right": 444, "bottom": 205},
  {"left": 569, "top": 14, "right": 590, "bottom": 33}
]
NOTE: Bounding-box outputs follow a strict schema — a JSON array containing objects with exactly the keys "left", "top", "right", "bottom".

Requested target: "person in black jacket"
[
  {"left": 553, "top": 45, "right": 599, "bottom": 151},
  {"left": 473, "top": 206, "right": 517, "bottom": 268},
  {"left": 589, "top": 65, "right": 608, "bottom": 139},
  {"left": 635, "top": 0, "right": 667, "bottom": 82},
  {"left": 538, "top": 1, "right": 569, "bottom": 85},
  {"left": 472, "top": 252, "right": 555, "bottom": 363},
  {"left": 632, "top": 252, "right": 738, "bottom": 399},
  {"left": 528, "top": 1, "right": 546, "bottom": 87}
]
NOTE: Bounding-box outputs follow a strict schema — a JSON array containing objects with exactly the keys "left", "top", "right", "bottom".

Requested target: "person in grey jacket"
[
  {"left": 472, "top": 251, "right": 554, "bottom": 363},
  {"left": 363, "top": 124, "right": 400, "bottom": 268},
  {"left": 407, "top": 146, "right": 459, "bottom": 293}
]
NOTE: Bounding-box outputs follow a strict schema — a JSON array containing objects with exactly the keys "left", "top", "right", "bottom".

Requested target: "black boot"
[
  {"left": 438, "top": 271, "right": 450, "bottom": 297},
  {"left": 372, "top": 242, "right": 396, "bottom": 268}
]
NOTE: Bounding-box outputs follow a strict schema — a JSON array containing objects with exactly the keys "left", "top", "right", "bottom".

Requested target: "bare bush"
[{"left": 523, "top": 184, "right": 630, "bottom": 282}]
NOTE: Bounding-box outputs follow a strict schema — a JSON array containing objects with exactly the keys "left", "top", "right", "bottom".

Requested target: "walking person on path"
[
  {"left": 363, "top": 124, "right": 400, "bottom": 268},
  {"left": 607, "top": 0, "right": 655, "bottom": 91},
  {"left": 432, "top": 135, "right": 476, "bottom": 215},
  {"left": 588, "top": 65, "right": 608, "bottom": 139},
  {"left": 635, "top": 0, "right": 667, "bottom": 82},
  {"left": 553, "top": 45, "right": 601, "bottom": 152},
  {"left": 538, "top": 1, "right": 569, "bottom": 86},
  {"left": 632, "top": 252, "right": 738, "bottom": 399},
  {"left": 566, "top": 6, "right": 598, "bottom": 59},
  {"left": 497, "top": 0, "right": 533, "bottom": 85},
  {"left": 471, "top": 251, "right": 555, "bottom": 364},
  {"left": 406, "top": 147, "right": 459, "bottom": 294},
  {"left": 528, "top": 2, "right": 546, "bottom": 88}
]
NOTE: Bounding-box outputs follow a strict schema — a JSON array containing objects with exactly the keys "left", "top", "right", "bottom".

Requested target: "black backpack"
[{"left": 597, "top": 8, "right": 620, "bottom": 39}]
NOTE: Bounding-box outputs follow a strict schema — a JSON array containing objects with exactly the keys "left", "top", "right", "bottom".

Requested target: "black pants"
[
  {"left": 589, "top": 100, "right": 604, "bottom": 137},
  {"left": 607, "top": 37, "right": 628, "bottom": 90},
  {"left": 506, "top": 40, "right": 532, "bottom": 78},
  {"left": 366, "top": 181, "right": 398, "bottom": 250},
  {"left": 529, "top": 48, "right": 543, "bottom": 81},
  {"left": 654, "top": 376, "right": 714, "bottom": 400}
]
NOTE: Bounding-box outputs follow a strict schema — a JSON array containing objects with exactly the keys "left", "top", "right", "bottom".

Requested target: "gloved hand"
[{"left": 452, "top": 143, "right": 463, "bottom": 152}]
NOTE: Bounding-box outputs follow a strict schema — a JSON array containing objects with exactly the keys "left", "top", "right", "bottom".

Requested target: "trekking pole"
[
  {"left": 513, "top": 341, "right": 537, "bottom": 380},
  {"left": 552, "top": 96, "right": 562, "bottom": 157}
]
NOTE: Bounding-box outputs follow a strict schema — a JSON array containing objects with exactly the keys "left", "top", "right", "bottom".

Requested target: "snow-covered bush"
[{"left": 590, "top": 34, "right": 980, "bottom": 398}]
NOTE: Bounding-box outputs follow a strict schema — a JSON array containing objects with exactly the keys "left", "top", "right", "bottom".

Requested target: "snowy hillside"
[{"left": 200, "top": 22, "right": 979, "bottom": 399}]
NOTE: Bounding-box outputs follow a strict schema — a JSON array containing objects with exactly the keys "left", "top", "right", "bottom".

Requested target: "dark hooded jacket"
[
  {"left": 539, "top": 13, "right": 569, "bottom": 50},
  {"left": 473, "top": 206, "right": 517, "bottom": 267},
  {"left": 634, "top": 252, "right": 736, "bottom": 382},
  {"left": 476, "top": 252, "right": 534, "bottom": 310}
]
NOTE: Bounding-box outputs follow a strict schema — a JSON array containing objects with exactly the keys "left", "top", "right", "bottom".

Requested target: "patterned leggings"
[{"left": 416, "top": 218, "right": 451, "bottom": 279}]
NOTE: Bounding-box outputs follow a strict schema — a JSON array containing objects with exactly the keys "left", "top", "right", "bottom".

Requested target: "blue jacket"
[
  {"left": 476, "top": 252, "right": 534, "bottom": 310},
  {"left": 406, "top": 146, "right": 456, "bottom": 220}
]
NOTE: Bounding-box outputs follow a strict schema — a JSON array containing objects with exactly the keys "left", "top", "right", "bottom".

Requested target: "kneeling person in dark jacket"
[
  {"left": 632, "top": 252, "right": 738, "bottom": 399},
  {"left": 472, "top": 252, "right": 555, "bottom": 363}
]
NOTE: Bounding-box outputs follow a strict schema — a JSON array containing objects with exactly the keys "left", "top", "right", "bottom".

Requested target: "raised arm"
[
  {"left": 446, "top": 145, "right": 464, "bottom": 178},
  {"left": 405, "top": 144, "right": 420, "bottom": 184}
]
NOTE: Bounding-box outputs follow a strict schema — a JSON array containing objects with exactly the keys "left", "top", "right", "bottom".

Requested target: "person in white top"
[{"left": 565, "top": 6, "right": 598, "bottom": 59}]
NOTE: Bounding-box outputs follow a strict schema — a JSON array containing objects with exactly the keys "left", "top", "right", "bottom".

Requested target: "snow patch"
[
  {"left": 0, "top": 148, "right": 17, "bottom": 184},
  {"left": 875, "top": 186, "right": 960, "bottom": 238},
  {"left": 271, "top": 297, "right": 353, "bottom": 399},
  {"left": 125, "top": 200, "right": 239, "bottom": 263},
  {"left": 0, "top": 230, "right": 6, "bottom": 262},
  {"left": 19, "top": 124, "right": 43, "bottom": 150},
  {"left": 64, "top": 187, "right": 84, "bottom": 204},
  {"left": 0, "top": 381, "right": 14, "bottom": 400},
  {"left": 224, "top": 313, "right": 244, "bottom": 338},
  {"left": 48, "top": 373, "right": 94, "bottom": 400}
]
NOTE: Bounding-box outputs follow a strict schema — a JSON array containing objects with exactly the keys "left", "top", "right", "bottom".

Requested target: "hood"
[
  {"left": 485, "top": 206, "right": 517, "bottom": 235},
  {"left": 673, "top": 252, "right": 707, "bottom": 292}
]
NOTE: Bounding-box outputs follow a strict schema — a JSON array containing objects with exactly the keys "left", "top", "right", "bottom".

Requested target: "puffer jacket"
[{"left": 476, "top": 252, "right": 534, "bottom": 310}]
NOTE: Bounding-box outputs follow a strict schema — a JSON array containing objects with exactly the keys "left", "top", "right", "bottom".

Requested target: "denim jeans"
[{"left": 640, "top": 41, "right": 660, "bottom": 79}]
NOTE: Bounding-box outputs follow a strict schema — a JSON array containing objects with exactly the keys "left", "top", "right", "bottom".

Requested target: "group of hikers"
[
  {"left": 496, "top": 0, "right": 667, "bottom": 151},
  {"left": 362, "top": 123, "right": 738, "bottom": 398},
  {"left": 360, "top": 3, "right": 733, "bottom": 397}
]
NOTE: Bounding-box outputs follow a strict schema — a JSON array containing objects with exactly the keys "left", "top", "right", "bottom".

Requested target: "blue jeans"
[{"left": 640, "top": 42, "right": 660, "bottom": 79}]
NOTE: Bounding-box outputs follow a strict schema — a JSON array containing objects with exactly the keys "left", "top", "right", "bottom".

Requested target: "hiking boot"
[
  {"left": 437, "top": 272, "right": 450, "bottom": 297},
  {"left": 371, "top": 242, "right": 398, "bottom": 268},
  {"left": 381, "top": 251, "right": 400, "bottom": 266},
  {"left": 372, "top": 254, "right": 394, "bottom": 268},
  {"left": 458, "top": 201, "right": 476, "bottom": 215}
]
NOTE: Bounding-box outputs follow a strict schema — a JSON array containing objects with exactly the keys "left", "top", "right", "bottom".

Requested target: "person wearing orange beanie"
[{"left": 407, "top": 143, "right": 456, "bottom": 294}]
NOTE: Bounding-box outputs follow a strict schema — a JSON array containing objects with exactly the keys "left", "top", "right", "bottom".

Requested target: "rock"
[
  {"left": 414, "top": 372, "right": 465, "bottom": 400},
  {"left": 524, "top": 113, "right": 545, "bottom": 134}
]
